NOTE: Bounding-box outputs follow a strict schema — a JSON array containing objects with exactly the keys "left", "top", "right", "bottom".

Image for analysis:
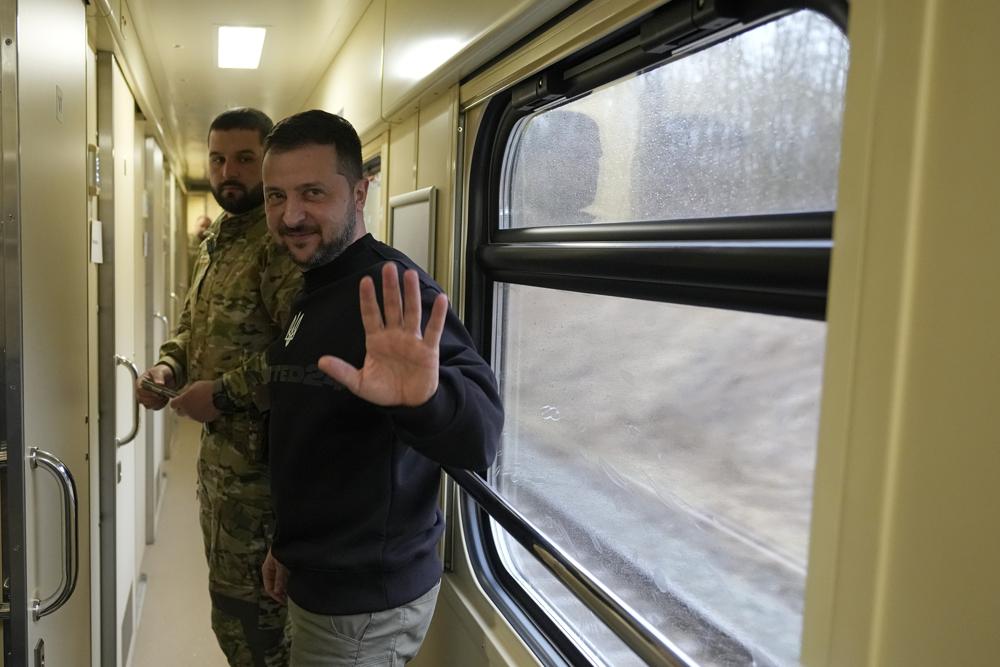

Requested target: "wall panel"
[
  {"left": 872, "top": 0, "right": 1000, "bottom": 663},
  {"left": 306, "top": 0, "right": 386, "bottom": 142},
  {"left": 382, "top": 0, "right": 575, "bottom": 119},
  {"left": 416, "top": 86, "right": 459, "bottom": 287},
  {"left": 387, "top": 113, "right": 418, "bottom": 199},
  {"left": 804, "top": 0, "right": 1000, "bottom": 665}
]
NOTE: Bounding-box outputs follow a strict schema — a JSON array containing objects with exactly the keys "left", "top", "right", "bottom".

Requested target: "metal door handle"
[
  {"left": 153, "top": 311, "right": 169, "bottom": 335},
  {"left": 115, "top": 354, "right": 140, "bottom": 446},
  {"left": 29, "top": 447, "right": 79, "bottom": 621},
  {"left": 0, "top": 453, "right": 8, "bottom": 620}
]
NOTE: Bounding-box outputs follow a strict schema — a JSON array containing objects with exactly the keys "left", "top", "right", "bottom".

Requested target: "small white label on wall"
[{"left": 90, "top": 220, "right": 103, "bottom": 263}]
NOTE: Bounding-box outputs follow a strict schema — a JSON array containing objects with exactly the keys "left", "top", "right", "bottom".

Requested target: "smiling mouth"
[
  {"left": 280, "top": 227, "right": 320, "bottom": 237},
  {"left": 282, "top": 232, "right": 320, "bottom": 245}
]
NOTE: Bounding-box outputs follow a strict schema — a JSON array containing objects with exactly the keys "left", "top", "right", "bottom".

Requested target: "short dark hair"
[
  {"left": 208, "top": 107, "right": 274, "bottom": 144},
  {"left": 264, "top": 110, "right": 363, "bottom": 184}
]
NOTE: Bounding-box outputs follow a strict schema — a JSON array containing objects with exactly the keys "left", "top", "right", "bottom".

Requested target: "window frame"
[{"left": 456, "top": 1, "right": 849, "bottom": 664}]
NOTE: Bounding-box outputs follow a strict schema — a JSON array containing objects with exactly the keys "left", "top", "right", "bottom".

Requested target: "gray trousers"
[{"left": 287, "top": 583, "right": 440, "bottom": 666}]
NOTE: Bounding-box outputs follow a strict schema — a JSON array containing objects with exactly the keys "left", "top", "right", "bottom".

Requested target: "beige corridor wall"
[
  {"left": 304, "top": 0, "right": 385, "bottom": 141},
  {"left": 803, "top": 0, "right": 1000, "bottom": 665}
]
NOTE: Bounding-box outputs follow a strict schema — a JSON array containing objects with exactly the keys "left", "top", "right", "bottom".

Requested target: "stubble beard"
[
  {"left": 212, "top": 181, "right": 264, "bottom": 215},
  {"left": 297, "top": 206, "right": 358, "bottom": 270}
]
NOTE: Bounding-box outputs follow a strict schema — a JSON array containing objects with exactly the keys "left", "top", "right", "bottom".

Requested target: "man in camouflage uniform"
[{"left": 137, "top": 108, "right": 301, "bottom": 666}]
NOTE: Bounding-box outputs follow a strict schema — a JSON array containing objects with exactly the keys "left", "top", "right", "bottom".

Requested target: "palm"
[
  {"left": 319, "top": 263, "right": 448, "bottom": 407},
  {"left": 352, "top": 326, "right": 440, "bottom": 406}
]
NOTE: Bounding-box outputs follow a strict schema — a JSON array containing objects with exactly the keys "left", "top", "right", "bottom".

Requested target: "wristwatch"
[{"left": 212, "top": 381, "right": 239, "bottom": 414}]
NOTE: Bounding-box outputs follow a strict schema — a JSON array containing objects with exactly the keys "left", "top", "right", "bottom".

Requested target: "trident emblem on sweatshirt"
[{"left": 285, "top": 312, "right": 304, "bottom": 347}]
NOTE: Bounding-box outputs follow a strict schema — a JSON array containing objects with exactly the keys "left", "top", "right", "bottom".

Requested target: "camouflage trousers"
[{"left": 198, "top": 420, "right": 289, "bottom": 666}]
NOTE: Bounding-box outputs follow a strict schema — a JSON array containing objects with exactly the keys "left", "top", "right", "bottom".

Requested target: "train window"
[
  {"left": 505, "top": 11, "right": 848, "bottom": 228},
  {"left": 492, "top": 286, "right": 825, "bottom": 665},
  {"left": 475, "top": 9, "right": 849, "bottom": 666}
]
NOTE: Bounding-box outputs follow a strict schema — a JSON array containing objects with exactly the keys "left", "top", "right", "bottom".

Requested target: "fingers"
[
  {"left": 148, "top": 364, "right": 175, "bottom": 387},
  {"left": 362, "top": 264, "right": 448, "bottom": 345},
  {"left": 136, "top": 384, "right": 165, "bottom": 409},
  {"left": 357, "top": 262, "right": 450, "bottom": 347},
  {"left": 381, "top": 262, "right": 404, "bottom": 328},
  {"left": 168, "top": 395, "right": 185, "bottom": 418},
  {"left": 262, "top": 560, "right": 274, "bottom": 592},
  {"left": 403, "top": 269, "right": 422, "bottom": 336},
  {"left": 136, "top": 368, "right": 169, "bottom": 409},
  {"left": 262, "top": 553, "right": 287, "bottom": 604},
  {"left": 274, "top": 569, "right": 287, "bottom": 605},
  {"left": 358, "top": 276, "right": 383, "bottom": 335},
  {"left": 168, "top": 385, "right": 192, "bottom": 418},
  {"left": 137, "top": 392, "right": 168, "bottom": 410},
  {"left": 381, "top": 264, "right": 429, "bottom": 336},
  {"left": 166, "top": 381, "right": 220, "bottom": 423},
  {"left": 423, "top": 292, "right": 448, "bottom": 349},
  {"left": 361, "top": 263, "right": 420, "bottom": 334}
]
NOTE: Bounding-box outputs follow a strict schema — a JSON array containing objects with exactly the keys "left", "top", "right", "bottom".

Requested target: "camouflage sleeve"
[
  {"left": 156, "top": 283, "right": 193, "bottom": 386},
  {"left": 216, "top": 351, "right": 270, "bottom": 413},
  {"left": 260, "top": 243, "right": 303, "bottom": 330},
  {"left": 217, "top": 241, "right": 302, "bottom": 412}
]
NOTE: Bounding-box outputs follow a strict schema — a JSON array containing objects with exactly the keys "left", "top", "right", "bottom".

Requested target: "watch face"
[{"left": 212, "top": 386, "right": 238, "bottom": 413}]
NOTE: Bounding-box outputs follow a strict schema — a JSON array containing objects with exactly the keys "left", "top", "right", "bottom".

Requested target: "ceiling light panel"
[{"left": 218, "top": 26, "right": 266, "bottom": 69}]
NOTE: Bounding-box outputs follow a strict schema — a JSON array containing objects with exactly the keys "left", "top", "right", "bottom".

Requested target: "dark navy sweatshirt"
[{"left": 267, "top": 233, "right": 502, "bottom": 615}]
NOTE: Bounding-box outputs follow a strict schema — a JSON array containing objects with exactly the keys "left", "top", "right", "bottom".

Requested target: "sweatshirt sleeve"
[{"left": 387, "top": 285, "right": 503, "bottom": 472}]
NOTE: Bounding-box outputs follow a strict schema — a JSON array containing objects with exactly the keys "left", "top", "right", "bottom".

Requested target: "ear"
[{"left": 354, "top": 176, "right": 370, "bottom": 212}]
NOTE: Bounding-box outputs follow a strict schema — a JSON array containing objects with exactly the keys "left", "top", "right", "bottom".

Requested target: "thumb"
[{"left": 317, "top": 355, "right": 360, "bottom": 394}]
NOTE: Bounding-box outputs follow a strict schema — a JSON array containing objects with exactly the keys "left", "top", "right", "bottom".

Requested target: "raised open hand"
[{"left": 318, "top": 262, "right": 448, "bottom": 407}]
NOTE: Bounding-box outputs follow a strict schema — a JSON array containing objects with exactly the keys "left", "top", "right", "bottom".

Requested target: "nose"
[
  {"left": 282, "top": 195, "right": 305, "bottom": 227},
  {"left": 221, "top": 159, "right": 240, "bottom": 181}
]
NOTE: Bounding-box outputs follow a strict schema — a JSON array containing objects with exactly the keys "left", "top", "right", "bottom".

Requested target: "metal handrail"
[
  {"left": 444, "top": 467, "right": 698, "bottom": 667},
  {"left": 114, "top": 354, "right": 140, "bottom": 446},
  {"left": 29, "top": 447, "right": 79, "bottom": 621}
]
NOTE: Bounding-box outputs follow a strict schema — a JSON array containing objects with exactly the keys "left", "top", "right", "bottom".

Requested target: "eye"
[
  {"left": 239, "top": 155, "right": 257, "bottom": 164},
  {"left": 209, "top": 156, "right": 224, "bottom": 166},
  {"left": 266, "top": 191, "right": 286, "bottom": 204},
  {"left": 303, "top": 188, "right": 325, "bottom": 201}
]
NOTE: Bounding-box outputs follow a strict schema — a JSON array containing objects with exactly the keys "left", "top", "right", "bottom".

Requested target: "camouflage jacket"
[{"left": 158, "top": 204, "right": 302, "bottom": 416}]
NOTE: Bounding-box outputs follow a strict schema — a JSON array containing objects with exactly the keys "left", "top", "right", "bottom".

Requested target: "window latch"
[
  {"left": 640, "top": 0, "right": 739, "bottom": 55},
  {"left": 511, "top": 70, "right": 567, "bottom": 111}
]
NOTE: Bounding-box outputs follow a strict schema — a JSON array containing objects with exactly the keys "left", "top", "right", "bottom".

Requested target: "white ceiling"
[{"left": 126, "top": 0, "right": 371, "bottom": 182}]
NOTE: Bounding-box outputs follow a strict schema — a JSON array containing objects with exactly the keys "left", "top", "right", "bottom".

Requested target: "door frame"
[
  {"left": 95, "top": 49, "right": 120, "bottom": 667},
  {"left": 0, "top": 0, "right": 30, "bottom": 657}
]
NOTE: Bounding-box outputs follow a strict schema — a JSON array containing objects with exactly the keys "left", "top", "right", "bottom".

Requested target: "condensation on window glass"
[
  {"left": 503, "top": 538, "right": 649, "bottom": 667},
  {"left": 491, "top": 283, "right": 826, "bottom": 666},
  {"left": 504, "top": 11, "right": 849, "bottom": 228}
]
